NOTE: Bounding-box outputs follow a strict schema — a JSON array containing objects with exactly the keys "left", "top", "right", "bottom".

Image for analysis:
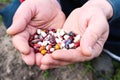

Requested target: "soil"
[{"left": 0, "top": 23, "right": 93, "bottom": 80}]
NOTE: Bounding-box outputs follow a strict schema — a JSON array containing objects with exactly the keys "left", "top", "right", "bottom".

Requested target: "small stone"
[
  {"left": 50, "top": 48, "right": 55, "bottom": 52},
  {"left": 29, "top": 28, "right": 81, "bottom": 55},
  {"left": 69, "top": 36, "right": 74, "bottom": 41},
  {"left": 34, "top": 35, "right": 39, "bottom": 39},
  {"left": 60, "top": 29, "right": 65, "bottom": 36},
  {"left": 39, "top": 46, "right": 45, "bottom": 52},
  {"left": 41, "top": 31, "right": 47, "bottom": 37},
  {"left": 58, "top": 36, "right": 63, "bottom": 41},
  {"left": 41, "top": 50, "right": 47, "bottom": 55},
  {"left": 37, "top": 41, "right": 42, "bottom": 45},
  {"left": 49, "top": 35, "right": 56, "bottom": 45},
  {"left": 49, "top": 31, "right": 54, "bottom": 35},
  {"left": 65, "top": 44, "right": 69, "bottom": 49},
  {"left": 38, "top": 35, "right": 44, "bottom": 41},
  {"left": 46, "top": 45, "right": 52, "bottom": 50},
  {"left": 57, "top": 29, "right": 61, "bottom": 33},
  {"left": 41, "top": 41, "right": 49, "bottom": 46},
  {"left": 56, "top": 29, "right": 61, "bottom": 37},
  {"left": 69, "top": 43, "right": 75, "bottom": 49},
  {"left": 69, "top": 31, "right": 76, "bottom": 36},
  {"left": 44, "top": 35, "right": 50, "bottom": 41},
  {"left": 65, "top": 39, "right": 72, "bottom": 45},
  {"left": 60, "top": 42, "right": 65, "bottom": 49},
  {"left": 51, "top": 29, "right": 56, "bottom": 33},
  {"left": 31, "top": 39, "right": 40, "bottom": 44},
  {"left": 64, "top": 34, "right": 69, "bottom": 40},
  {"left": 42, "top": 29, "right": 48, "bottom": 32},
  {"left": 55, "top": 38, "right": 61, "bottom": 43},
  {"left": 74, "top": 34, "right": 81, "bottom": 43},
  {"left": 55, "top": 44, "right": 60, "bottom": 50},
  {"left": 34, "top": 48, "right": 39, "bottom": 53},
  {"left": 37, "top": 29, "right": 42, "bottom": 34},
  {"left": 34, "top": 44, "right": 40, "bottom": 48},
  {"left": 54, "top": 33, "right": 58, "bottom": 37},
  {"left": 75, "top": 41, "right": 80, "bottom": 48}
]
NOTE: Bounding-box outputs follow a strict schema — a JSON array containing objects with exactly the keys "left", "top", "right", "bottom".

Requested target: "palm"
[
  {"left": 39, "top": 6, "right": 109, "bottom": 70},
  {"left": 36, "top": 2, "right": 109, "bottom": 69},
  {"left": 62, "top": 7, "right": 109, "bottom": 61},
  {"left": 8, "top": 0, "right": 65, "bottom": 66}
]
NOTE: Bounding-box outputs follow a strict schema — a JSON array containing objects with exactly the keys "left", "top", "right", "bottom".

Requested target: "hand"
[
  {"left": 40, "top": 0, "right": 113, "bottom": 70},
  {"left": 7, "top": 0, "right": 65, "bottom": 66}
]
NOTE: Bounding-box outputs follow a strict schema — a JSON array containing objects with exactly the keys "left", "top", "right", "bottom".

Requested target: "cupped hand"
[
  {"left": 7, "top": 0, "right": 65, "bottom": 66},
  {"left": 40, "top": 0, "right": 113, "bottom": 70}
]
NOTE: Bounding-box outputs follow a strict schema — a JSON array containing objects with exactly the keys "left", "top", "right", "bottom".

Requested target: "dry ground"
[{"left": 0, "top": 23, "right": 93, "bottom": 80}]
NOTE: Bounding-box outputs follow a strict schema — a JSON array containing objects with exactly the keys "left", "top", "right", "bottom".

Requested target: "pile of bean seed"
[{"left": 29, "top": 28, "right": 81, "bottom": 55}]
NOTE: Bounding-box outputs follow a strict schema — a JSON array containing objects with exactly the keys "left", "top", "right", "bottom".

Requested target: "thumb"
[
  {"left": 7, "top": 1, "right": 33, "bottom": 35},
  {"left": 80, "top": 17, "right": 108, "bottom": 57}
]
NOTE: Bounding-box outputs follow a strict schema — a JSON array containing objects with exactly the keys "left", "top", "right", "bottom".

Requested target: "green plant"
[
  {"left": 82, "top": 61, "right": 94, "bottom": 77},
  {"left": 0, "top": 16, "right": 2, "bottom": 25},
  {"left": 43, "top": 70, "right": 50, "bottom": 78},
  {"left": 111, "top": 61, "right": 120, "bottom": 80},
  {"left": 68, "top": 64, "right": 75, "bottom": 69}
]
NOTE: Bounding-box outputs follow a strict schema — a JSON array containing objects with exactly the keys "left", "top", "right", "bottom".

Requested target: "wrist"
[{"left": 88, "top": 0, "right": 113, "bottom": 19}]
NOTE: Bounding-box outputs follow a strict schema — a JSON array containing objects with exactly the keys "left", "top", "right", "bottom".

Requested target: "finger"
[
  {"left": 41, "top": 54, "right": 69, "bottom": 66},
  {"left": 52, "top": 49, "right": 93, "bottom": 62},
  {"left": 48, "top": 11, "right": 66, "bottom": 29},
  {"left": 62, "top": 9, "right": 81, "bottom": 34},
  {"left": 80, "top": 15, "right": 109, "bottom": 57},
  {"left": 21, "top": 48, "right": 35, "bottom": 66},
  {"left": 40, "top": 64, "right": 59, "bottom": 70},
  {"left": 36, "top": 53, "right": 43, "bottom": 66},
  {"left": 7, "top": 1, "right": 34, "bottom": 35},
  {"left": 12, "top": 31, "right": 30, "bottom": 54}
]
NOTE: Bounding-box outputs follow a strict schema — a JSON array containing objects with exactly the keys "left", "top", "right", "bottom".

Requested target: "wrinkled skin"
[
  {"left": 7, "top": 0, "right": 113, "bottom": 70},
  {"left": 39, "top": 0, "right": 113, "bottom": 70},
  {"left": 7, "top": 0, "right": 65, "bottom": 66}
]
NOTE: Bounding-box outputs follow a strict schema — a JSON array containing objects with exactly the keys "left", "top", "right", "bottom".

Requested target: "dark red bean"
[
  {"left": 75, "top": 41, "right": 80, "bottom": 48},
  {"left": 51, "top": 29, "right": 56, "bottom": 33}
]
